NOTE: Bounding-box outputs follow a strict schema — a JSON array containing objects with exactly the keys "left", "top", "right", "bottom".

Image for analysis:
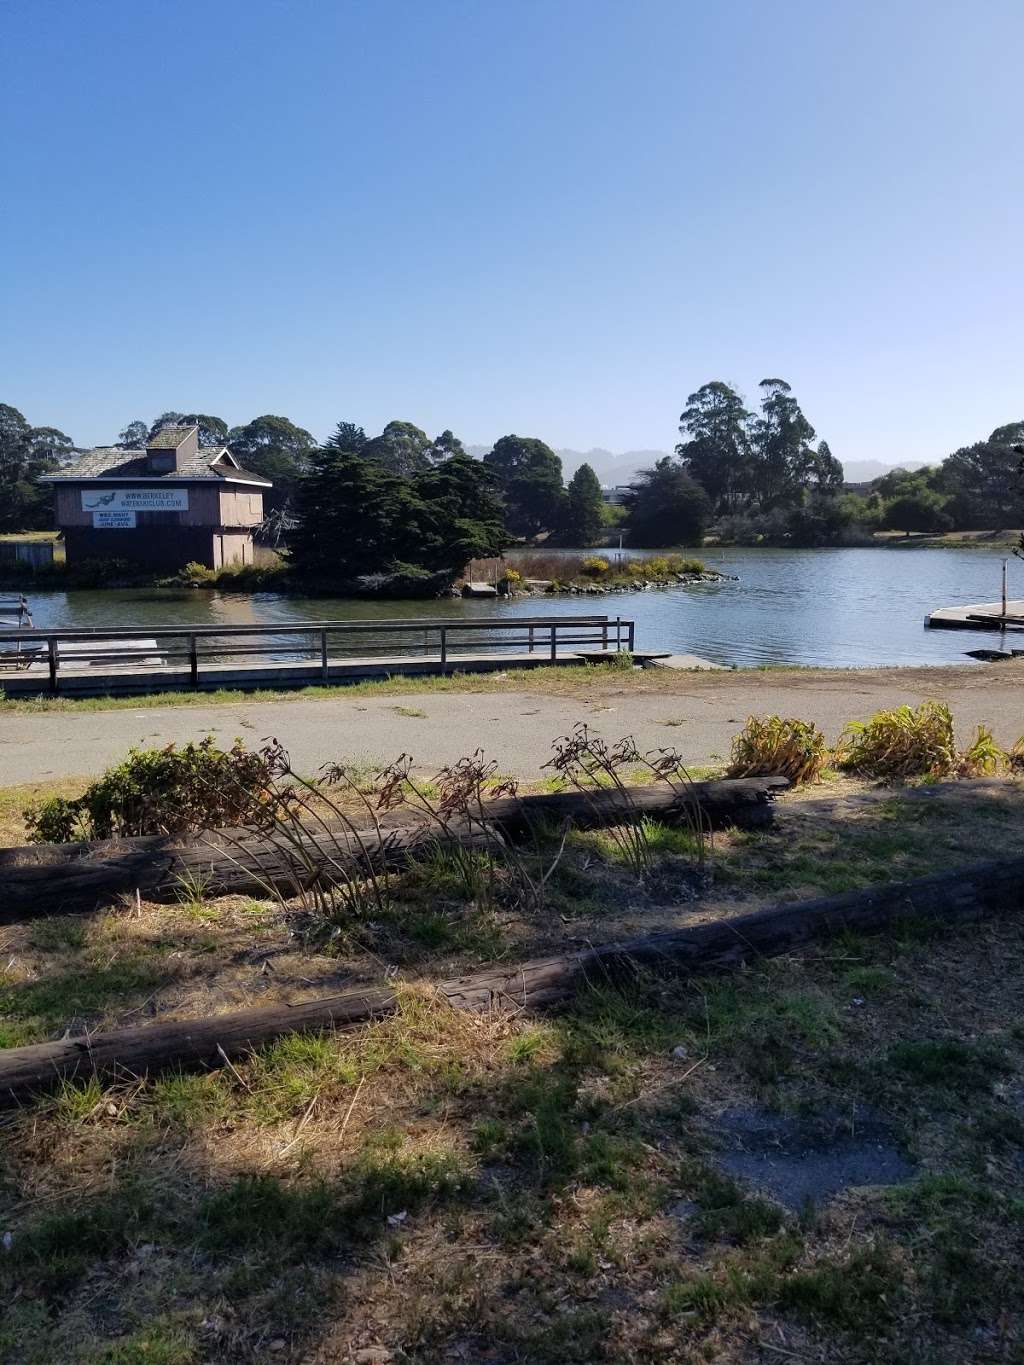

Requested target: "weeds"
[
  {"left": 726, "top": 714, "right": 828, "bottom": 785},
  {"left": 957, "top": 724, "right": 1005, "bottom": 777},
  {"left": 836, "top": 701, "right": 958, "bottom": 780},
  {"left": 544, "top": 723, "right": 709, "bottom": 879},
  {"left": 212, "top": 741, "right": 395, "bottom": 937}
]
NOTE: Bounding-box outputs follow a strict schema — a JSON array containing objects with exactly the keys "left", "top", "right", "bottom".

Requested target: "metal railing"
[{"left": 0, "top": 615, "right": 636, "bottom": 694}]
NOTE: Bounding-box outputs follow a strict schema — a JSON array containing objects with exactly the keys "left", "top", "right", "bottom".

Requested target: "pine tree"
[{"left": 565, "top": 462, "right": 605, "bottom": 545}]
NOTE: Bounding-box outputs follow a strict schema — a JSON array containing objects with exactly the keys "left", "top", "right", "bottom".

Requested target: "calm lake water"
[{"left": 15, "top": 546, "right": 1023, "bottom": 669}]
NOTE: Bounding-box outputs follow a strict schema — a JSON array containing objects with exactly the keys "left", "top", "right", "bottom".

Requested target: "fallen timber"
[
  {"left": 0, "top": 778, "right": 786, "bottom": 922},
  {"left": 0, "top": 853, "right": 1018, "bottom": 1105}
]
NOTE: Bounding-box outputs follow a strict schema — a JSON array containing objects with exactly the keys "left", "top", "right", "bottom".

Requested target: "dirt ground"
[{"left": 4, "top": 659, "right": 1024, "bottom": 786}]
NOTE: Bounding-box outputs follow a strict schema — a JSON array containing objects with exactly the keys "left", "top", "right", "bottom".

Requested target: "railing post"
[
  {"left": 550, "top": 624, "right": 557, "bottom": 661},
  {"left": 321, "top": 628, "right": 328, "bottom": 681},
  {"left": 47, "top": 637, "right": 59, "bottom": 695},
  {"left": 615, "top": 616, "right": 621, "bottom": 652},
  {"left": 528, "top": 625, "right": 534, "bottom": 654},
  {"left": 627, "top": 620, "right": 635, "bottom": 653},
  {"left": 440, "top": 626, "right": 447, "bottom": 669},
  {"left": 602, "top": 620, "right": 608, "bottom": 652},
  {"left": 189, "top": 634, "right": 198, "bottom": 688}
]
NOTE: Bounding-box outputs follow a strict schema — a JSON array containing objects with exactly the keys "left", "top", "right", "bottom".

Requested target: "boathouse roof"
[{"left": 41, "top": 446, "right": 271, "bottom": 486}]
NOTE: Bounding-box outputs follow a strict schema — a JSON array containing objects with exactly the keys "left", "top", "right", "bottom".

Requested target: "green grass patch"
[{"left": 886, "top": 1038, "right": 1010, "bottom": 1093}]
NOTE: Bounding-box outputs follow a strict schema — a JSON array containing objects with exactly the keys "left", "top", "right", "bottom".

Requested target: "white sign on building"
[
  {"left": 81, "top": 488, "right": 190, "bottom": 513},
  {"left": 92, "top": 511, "right": 137, "bottom": 529}
]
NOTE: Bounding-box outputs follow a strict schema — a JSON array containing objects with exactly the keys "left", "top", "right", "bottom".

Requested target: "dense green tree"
[
  {"left": 812, "top": 440, "right": 844, "bottom": 491},
  {"left": 148, "top": 412, "right": 230, "bottom": 447},
  {"left": 117, "top": 420, "right": 149, "bottom": 449},
  {"left": 675, "top": 381, "right": 752, "bottom": 513},
  {"left": 882, "top": 490, "right": 951, "bottom": 534},
  {"left": 289, "top": 448, "right": 506, "bottom": 588},
  {"left": 227, "top": 414, "right": 317, "bottom": 510},
  {"left": 749, "top": 379, "right": 818, "bottom": 507},
  {"left": 624, "top": 458, "right": 710, "bottom": 546},
  {"left": 939, "top": 422, "right": 1024, "bottom": 527},
  {"left": 428, "top": 429, "right": 467, "bottom": 464},
  {"left": 288, "top": 448, "right": 415, "bottom": 583},
  {"left": 324, "top": 421, "right": 367, "bottom": 452},
  {"left": 0, "top": 403, "right": 74, "bottom": 530},
  {"left": 361, "top": 420, "right": 432, "bottom": 475},
  {"left": 414, "top": 453, "right": 507, "bottom": 568},
  {"left": 565, "top": 462, "right": 605, "bottom": 545},
  {"left": 785, "top": 491, "right": 855, "bottom": 546},
  {"left": 483, "top": 434, "right": 565, "bottom": 536},
  {"left": 872, "top": 466, "right": 939, "bottom": 499}
]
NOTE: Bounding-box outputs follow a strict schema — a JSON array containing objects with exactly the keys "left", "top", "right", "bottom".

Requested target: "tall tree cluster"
[
  {"left": 288, "top": 445, "right": 505, "bottom": 589},
  {"left": 675, "top": 378, "right": 840, "bottom": 514},
  {"left": 0, "top": 404, "right": 75, "bottom": 531}
]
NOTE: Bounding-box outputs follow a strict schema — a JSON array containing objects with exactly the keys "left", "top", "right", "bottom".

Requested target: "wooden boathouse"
[{"left": 42, "top": 424, "right": 271, "bottom": 572}]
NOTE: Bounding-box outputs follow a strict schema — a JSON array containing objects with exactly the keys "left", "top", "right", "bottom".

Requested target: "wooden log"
[
  {"left": 477, "top": 778, "right": 789, "bottom": 836},
  {"left": 0, "top": 824, "right": 506, "bottom": 923},
  {"left": 0, "top": 779, "right": 787, "bottom": 923},
  {"left": 0, "top": 854, "right": 1018, "bottom": 1105}
]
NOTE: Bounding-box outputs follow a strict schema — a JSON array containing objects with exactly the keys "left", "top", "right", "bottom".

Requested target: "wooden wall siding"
[
  {"left": 218, "top": 487, "right": 264, "bottom": 526},
  {"left": 55, "top": 483, "right": 263, "bottom": 529}
]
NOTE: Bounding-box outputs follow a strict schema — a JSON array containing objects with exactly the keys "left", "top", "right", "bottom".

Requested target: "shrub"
[
  {"left": 957, "top": 725, "right": 1005, "bottom": 777},
  {"left": 1007, "top": 736, "right": 1024, "bottom": 774},
  {"left": 835, "top": 702, "right": 957, "bottom": 780},
  {"left": 726, "top": 715, "right": 828, "bottom": 785},
  {"left": 580, "top": 556, "right": 609, "bottom": 577},
  {"left": 24, "top": 737, "right": 274, "bottom": 843}
]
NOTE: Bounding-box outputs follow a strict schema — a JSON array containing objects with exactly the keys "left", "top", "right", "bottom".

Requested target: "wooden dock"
[
  {"left": 925, "top": 599, "right": 1024, "bottom": 631},
  {"left": 0, "top": 615, "right": 638, "bottom": 699}
]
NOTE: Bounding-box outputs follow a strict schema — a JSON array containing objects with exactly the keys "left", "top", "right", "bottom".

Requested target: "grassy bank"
[
  {"left": 1, "top": 775, "right": 1022, "bottom": 1361},
  {"left": 0, "top": 656, "right": 688, "bottom": 715}
]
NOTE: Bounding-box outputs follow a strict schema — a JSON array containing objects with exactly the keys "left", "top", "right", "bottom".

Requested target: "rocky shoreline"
[{"left": 458, "top": 569, "right": 736, "bottom": 598}]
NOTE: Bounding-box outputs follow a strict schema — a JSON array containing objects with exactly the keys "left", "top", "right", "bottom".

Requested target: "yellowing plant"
[
  {"left": 835, "top": 701, "right": 957, "bottom": 780},
  {"left": 726, "top": 715, "right": 828, "bottom": 785}
]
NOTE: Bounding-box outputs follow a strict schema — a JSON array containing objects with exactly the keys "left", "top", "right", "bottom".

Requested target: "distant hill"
[
  {"left": 841, "top": 459, "right": 927, "bottom": 484},
  {"left": 467, "top": 445, "right": 928, "bottom": 489},
  {"left": 466, "top": 445, "right": 672, "bottom": 487}
]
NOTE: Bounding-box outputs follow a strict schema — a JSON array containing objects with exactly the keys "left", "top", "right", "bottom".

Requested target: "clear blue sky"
[{"left": 3, "top": 0, "right": 1021, "bottom": 467}]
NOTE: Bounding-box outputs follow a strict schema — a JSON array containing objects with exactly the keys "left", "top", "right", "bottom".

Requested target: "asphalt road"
[{"left": 2, "top": 664, "right": 1022, "bottom": 785}]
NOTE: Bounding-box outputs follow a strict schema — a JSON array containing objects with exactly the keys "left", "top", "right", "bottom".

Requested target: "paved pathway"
[{"left": 2, "top": 664, "right": 1022, "bottom": 785}]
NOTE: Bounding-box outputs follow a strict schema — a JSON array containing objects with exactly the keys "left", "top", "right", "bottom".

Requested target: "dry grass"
[{"left": 3, "top": 776, "right": 1024, "bottom": 1360}]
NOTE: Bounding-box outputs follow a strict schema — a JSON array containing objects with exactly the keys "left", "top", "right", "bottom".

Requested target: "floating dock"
[{"left": 925, "top": 599, "right": 1024, "bottom": 631}]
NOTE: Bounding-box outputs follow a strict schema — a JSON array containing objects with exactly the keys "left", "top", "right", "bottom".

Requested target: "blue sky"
[{"left": 2, "top": 0, "right": 1021, "bottom": 467}]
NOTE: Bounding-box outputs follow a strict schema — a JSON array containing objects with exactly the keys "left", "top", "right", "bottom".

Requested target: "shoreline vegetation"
[
  {"left": 0, "top": 529, "right": 1019, "bottom": 599},
  {"left": 4, "top": 391, "right": 1023, "bottom": 603}
]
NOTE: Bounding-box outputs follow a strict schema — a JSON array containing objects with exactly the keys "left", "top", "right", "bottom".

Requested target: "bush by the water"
[
  {"left": 485, "top": 552, "right": 707, "bottom": 586},
  {"left": 726, "top": 715, "right": 828, "bottom": 785},
  {"left": 835, "top": 702, "right": 958, "bottom": 780},
  {"left": 25, "top": 738, "right": 274, "bottom": 843}
]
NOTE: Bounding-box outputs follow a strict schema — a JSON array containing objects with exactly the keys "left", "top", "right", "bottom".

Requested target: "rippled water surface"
[{"left": 16, "top": 546, "right": 1023, "bottom": 668}]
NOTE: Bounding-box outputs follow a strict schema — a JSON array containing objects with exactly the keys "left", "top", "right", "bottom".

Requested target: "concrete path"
[{"left": 2, "top": 663, "right": 1022, "bottom": 785}]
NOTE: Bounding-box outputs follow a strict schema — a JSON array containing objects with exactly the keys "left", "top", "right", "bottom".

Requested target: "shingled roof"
[
  {"left": 42, "top": 447, "right": 271, "bottom": 486},
  {"left": 147, "top": 424, "right": 198, "bottom": 450}
]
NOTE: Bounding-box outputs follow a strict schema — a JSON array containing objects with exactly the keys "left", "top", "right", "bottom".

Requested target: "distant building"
[
  {"left": 600, "top": 485, "right": 632, "bottom": 506},
  {"left": 43, "top": 425, "right": 271, "bottom": 571}
]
